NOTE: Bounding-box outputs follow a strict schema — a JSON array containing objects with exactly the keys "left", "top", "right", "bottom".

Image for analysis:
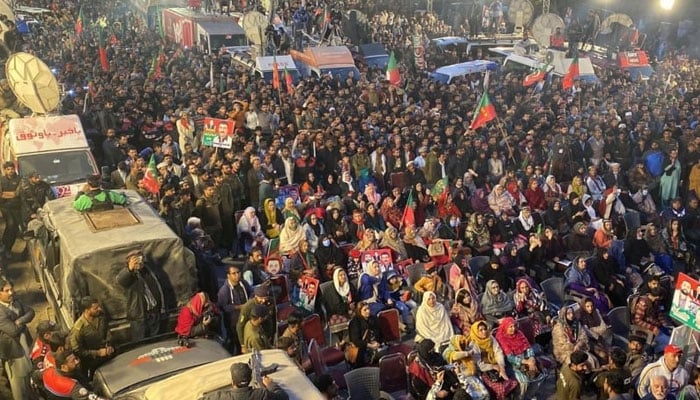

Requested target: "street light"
[{"left": 660, "top": 0, "right": 675, "bottom": 10}]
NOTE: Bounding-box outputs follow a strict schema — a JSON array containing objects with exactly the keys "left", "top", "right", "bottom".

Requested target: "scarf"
[
  {"left": 558, "top": 305, "right": 580, "bottom": 343},
  {"left": 453, "top": 287, "right": 481, "bottom": 323},
  {"left": 518, "top": 210, "right": 535, "bottom": 231},
  {"left": 579, "top": 306, "right": 603, "bottom": 329},
  {"left": 481, "top": 280, "right": 514, "bottom": 316},
  {"left": 415, "top": 291, "right": 454, "bottom": 346},
  {"left": 263, "top": 199, "right": 281, "bottom": 237},
  {"left": 333, "top": 268, "right": 351, "bottom": 301},
  {"left": 564, "top": 257, "right": 592, "bottom": 288},
  {"left": 279, "top": 217, "right": 305, "bottom": 253},
  {"left": 495, "top": 317, "right": 531, "bottom": 356},
  {"left": 379, "top": 226, "right": 408, "bottom": 259},
  {"left": 469, "top": 321, "right": 496, "bottom": 365}
]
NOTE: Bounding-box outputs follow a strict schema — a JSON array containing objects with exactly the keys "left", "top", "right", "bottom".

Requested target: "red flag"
[
  {"left": 469, "top": 92, "right": 497, "bottom": 130},
  {"left": 386, "top": 51, "right": 400, "bottom": 85},
  {"left": 143, "top": 155, "right": 160, "bottom": 194},
  {"left": 562, "top": 54, "right": 579, "bottom": 90},
  {"left": 272, "top": 57, "right": 280, "bottom": 89},
  {"left": 401, "top": 190, "right": 415, "bottom": 228},
  {"left": 98, "top": 29, "right": 109, "bottom": 72},
  {"left": 284, "top": 67, "right": 294, "bottom": 95},
  {"left": 523, "top": 65, "right": 547, "bottom": 87},
  {"left": 75, "top": 6, "right": 84, "bottom": 36}
]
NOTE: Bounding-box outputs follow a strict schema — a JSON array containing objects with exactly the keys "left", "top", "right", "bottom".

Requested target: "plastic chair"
[
  {"left": 344, "top": 367, "right": 381, "bottom": 400},
  {"left": 540, "top": 277, "right": 565, "bottom": 311},
  {"left": 405, "top": 263, "right": 425, "bottom": 286},
  {"left": 269, "top": 275, "right": 297, "bottom": 322},
  {"left": 607, "top": 306, "right": 630, "bottom": 337},
  {"left": 309, "top": 339, "right": 348, "bottom": 389},
  {"left": 379, "top": 352, "right": 409, "bottom": 398},
  {"left": 301, "top": 314, "right": 345, "bottom": 366}
]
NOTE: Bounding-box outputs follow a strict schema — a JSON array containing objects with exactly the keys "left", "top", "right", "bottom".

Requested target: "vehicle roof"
[
  {"left": 359, "top": 43, "right": 388, "bottom": 58},
  {"left": 197, "top": 20, "right": 245, "bottom": 35},
  {"left": 433, "top": 60, "right": 499, "bottom": 76},
  {"left": 144, "top": 349, "right": 325, "bottom": 400},
  {"left": 431, "top": 36, "right": 468, "bottom": 47},
  {"left": 291, "top": 46, "right": 356, "bottom": 68},
  {"left": 94, "top": 338, "right": 230, "bottom": 398},
  {"left": 255, "top": 55, "right": 297, "bottom": 71}
]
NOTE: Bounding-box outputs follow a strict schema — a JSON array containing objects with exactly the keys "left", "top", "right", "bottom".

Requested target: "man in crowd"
[
  {"left": 41, "top": 350, "right": 104, "bottom": 400},
  {"left": 638, "top": 344, "right": 689, "bottom": 399},
  {"left": 68, "top": 297, "right": 114, "bottom": 378},
  {"left": 555, "top": 351, "right": 589, "bottom": 400},
  {"left": 202, "top": 362, "right": 288, "bottom": 400},
  {"left": 237, "top": 285, "right": 276, "bottom": 354},
  {"left": 217, "top": 262, "right": 252, "bottom": 354},
  {"left": 0, "top": 277, "right": 34, "bottom": 400},
  {"left": 72, "top": 175, "right": 127, "bottom": 212},
  {"left": 116, "top": 249, "right": 164, "bottom": 341}
]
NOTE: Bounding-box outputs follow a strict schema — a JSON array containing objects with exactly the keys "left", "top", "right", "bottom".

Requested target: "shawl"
[
  {"left": 569, "top": 179, "right": 586, "bottom": 198},
  {"left": 379, "top": 226, "right": 408, "bottom": 259},
  {"left": 579, "top": 304, "right": 604, "bottom": 329},
  {"left": 517, "top": 209, "right": 535, "bottom": 231},
  {"left": 416, "top": 339, "right": 445, "bottom": 368},
  {"left": 495, "top": 317, "right": 531, "bottom": 357},
  {"left": 471, "top": 188, "right": 491, "bottom": 214},
  {"left": 379, "top": 199, "right": 403, "bottom": 229},
  {"left": 415, "top": 291, "right": 454, "bottom": 346},
  {"left": 282, "top": 197, "right": 301, "bottom": 222},
  {"left": 564, "top": 257, "right": 592, "bottom": 288},
  {"left": 263, "top": 198, "right": 281, "bottom": 238},
  {"left": 558, "top": 305, "right": 580, "bottom": 343},
  {"left": 469, "top": 320, "right": 497, "bottom": 365},
  {"left": 279, "top": 217, "right": 305, "bottom": 254},
  {"left": 481, "top": 280, "right": 515, "bottom": 317},
  {"left": 333, "top": 267, "right": 352, "bottom": 301},
  {"left": 237, "top": 207, "right": 262, "bottom": 236},
  {"left": 403, "top": 227, "right": 428, "bottom": 249},
  {"left": 452, "top": 287, "right": 482, "bottom": 323},
  {"left": 514, "top": 278, "right": 545, "bottom": 313}
]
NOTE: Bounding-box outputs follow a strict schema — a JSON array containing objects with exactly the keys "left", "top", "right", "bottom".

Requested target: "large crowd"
[{"left": 1, "top": 0, "right": 700, "bottom": 399}]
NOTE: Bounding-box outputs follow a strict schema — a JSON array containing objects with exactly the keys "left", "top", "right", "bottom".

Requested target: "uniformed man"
[
  {"left": 0, "top": 161, "right": 21, "bottom": 257},
  {"left": 72, "top": 175, "right": 127, "bottom": 212},
  {"left": 68, "top": 297, "right": 114, "bottom": 377},
  {"left": 556, "top": 351, "right": 589, "bottom": 400},
  {"left": 30, "top": 320, "right": 57, "bottom": 369},
  {"left": 201, "top": 362, "right": 289, "bottom": 400},
  {"left": 242, "top": 304, "right": 272, "bottom": 353},
  {"left": 17, "top": 171, "right": 55, "bottom": 223},
  {"left": 236, "top": 286, "right": 276, "bottom": 354},
  {"left": 41, "top": 350, "right": 105, "bottom": 400}
]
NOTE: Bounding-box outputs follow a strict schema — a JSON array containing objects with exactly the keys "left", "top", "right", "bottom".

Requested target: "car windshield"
[{"left": 18, "top": 150, "right": 97, "bottom": 185}]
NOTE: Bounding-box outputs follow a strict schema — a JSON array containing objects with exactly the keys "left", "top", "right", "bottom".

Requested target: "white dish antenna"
[
  {"left": 241, "top": 11, "right": 268, "bottom": 55},
  {"left": 507, "top": 0, "right": 534, "bottom": 34},
  {"left": 600, "top": 13, "right": 634, "bottom": 35},
  {"left": 531, "top": 13, "right": 565, "bottom": 48},
  {"left": 5, "top": 52, "right": 60, "bottom": 114},
  {"left": 0, "top": 0, "right": 13, "bottom": 23}
]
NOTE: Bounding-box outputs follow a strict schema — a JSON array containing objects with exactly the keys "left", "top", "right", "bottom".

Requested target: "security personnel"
[
  {"left": 30, "top": 320, "right": 57, "bottom": 369},
  {"left": 201, "top": 362, "right": 289, "bottom": 400},
  {"left": 72, "top": 175, "right": 127, "bottom": 212},
  {"left": 0, "top": 161, "right": 21, "bottom": 256},
  {"left": 17, "top": 171, "right": 55, "bottom": 222},
  {"left": 68, "top": 297, "right": 114, "bottom": 377},
  {"left": 242, "top": 304, "right": 272, "bottom": 353},
  {"left": 236, "top": 286, "right": 276, "bottom": 353},
  {"left": 41, "top": 350, "right": 105, "bottom": 400}
]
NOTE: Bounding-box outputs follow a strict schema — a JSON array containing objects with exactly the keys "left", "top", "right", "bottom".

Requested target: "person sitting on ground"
[
  {"left": 72, "top": 174, "right": 127, "bottom": 212},
  {"left": 202, "top": 362, "right": 289, "bottom": 400}
]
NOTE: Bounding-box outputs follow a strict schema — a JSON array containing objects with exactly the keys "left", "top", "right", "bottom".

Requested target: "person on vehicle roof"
[
  {"left": 72, "top": 174, "right": 127, "bottom": 212},
  {"left": 202, "top": 362, "right": 289, "bottom": 400},
  {"left": 116, "top": 250, "right": 165, "bottom": 342}
]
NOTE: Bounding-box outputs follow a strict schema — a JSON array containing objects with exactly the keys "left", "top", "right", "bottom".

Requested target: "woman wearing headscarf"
[
  {"left": 314, "top": 234, "right": 347, "bottom": 282},
  {"left": 364, "top": 182, "right": 382, "bottom": 206},
  {"left": 543, "top": 200, "right": 567, "bottom": 234},
  {"left": 465, "top": 213, "right": 492, "bottom": 256},
  {"left": 260, "top": 198, "right": 284, "bottom": 239},
  {"left": 354, "top": 228, "right": 379, "bottom": 251},
  {"left": 564, "top": 257, "right": 611, "bottom": 314},
  {"left": 357, "top": 260, "right": 390, "bottom": 316},
  {"left": 567, "top": 175, "right": 587, "bottom": 199},
  {"left": 282, "top": 197, "right": 301, "bottom": 222},
  {"left": 524, "top": 178, "right": 546, "bottom": 212},
  {"left": 175, "top": 291, "right": 219, "bottom": 339},
  {"left": 237, "top": 206, "right": 268, "bottom": 253},
  {"left": 321, "top": 172, "right": 342, "bottom": 198},
  {"left": 513, "top": 206, "right": 537, "bottom": 238},
  {"left": 324, "top": 207, "right": 349, "bottom": 243},
  {"left": 379, "top": 196, "right": 403, "bottom": 230},
  {"left": 578, "top": 297, "right": 612, "bottom": 361},
  {"left": 288, "top": 239, "right": 319, "bottom": 283},
  {"left": 437, "top": 191, "right": 462, "bottom": 220},
  {"left": 451, "top": 287, "right": 483, "bottom": 334},
  {"left": 590, "top": 248, "right": 628, "bottom": 307},
  {"left": 478, "top": 258, "right": 513, "bottom": 293},
  {"left": 415, "top": 291, "right": 454, "bottom": 349},
  {"left": 551, "top": 304, "right": 595, "bottom": 366},
  {"left": 347, "top": 301, "right": 383, "bottom": 368},
  {"left": 441, "top": 334, "right": 490, "bottom": 400},
  {"left": 408, "top": 339, "right": 447, "bottom": 399},
  {"left": 469, "top": 320, "right": 520, "bottom": 400},
  {"left": 494, "top": 317, "right": 538, "bottom": 399},
  {"left": 403, "top": 224, "right": 430, "bottom": 262},
  {"left": 302, "top": 213, "right": 325, "bottom": 252},
  {"left": 364, "top": 203, "right": 386, "bottom": 232},
  {"left": 413, "top": 181, "right": 433, "bottom": 228},
  {"left": 278, "top": 216, "right": 305, "bottom": 254},
  {"left": 481, "top": 279, "right": 515, "bottom": 326},
  {"left": 379, "top": 226, "right": 408, "bottom": 261},
  {"left": 323, "top": 267, "right": 355, "bottom": 321},
  {"left": 488, "top": 184, "right": 517, "bottom": 217},
  {"left": 513, "top": 278, "right": 552, "bottom": 346},
  {"left": 471, "top": 188, "right": 492, "bottom": 215},
  {"left": 543, "top": 175, "right": 565, "bottom": 206}
]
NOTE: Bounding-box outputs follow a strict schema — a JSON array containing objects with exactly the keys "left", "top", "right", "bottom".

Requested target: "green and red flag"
[
  {"left": 523, "top": 64, "right": 548, "bottom": 87},
  {"left": 272, "top": 56, "right": 280, "bottom": 89},
  {"left": 386, "top": 51, "right": 400, "bottom": 85},
  {"left": 401, "top": 190, "right": 415, "bottom": 228},
  {"left": 469, "top": 92, "right": 497, "bottom": 130},
  {"left": 75, "top": 6, "right": 84, "bottom": 36},
  {"left": 284, "top": 66, "right": 294, "bottom": 95},
  {"left": 562, "top": 53, "right": 579, "bottom": 90},
  {"left": 143, "top": 154, "right": 160, "bottom": 194},
  {"left": 98, "top": 29, "right": 109, "bottom": 72}
]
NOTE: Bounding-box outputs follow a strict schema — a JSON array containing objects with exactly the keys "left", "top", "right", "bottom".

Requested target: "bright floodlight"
[{"left": 660, "top": 0, "right": 675, "bottom": 10}]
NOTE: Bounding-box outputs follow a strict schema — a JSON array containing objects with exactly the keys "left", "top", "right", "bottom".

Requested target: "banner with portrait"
[
  {"left": 275, "top": 185, "right": 301, "bottom": 209},
  {"left": 670, "top": 273, "right": 700, "bottom": 332},
  {"left": 360, "top": 249, "right": 394, "bottom": 274},
  {"left": 294, "top": 275, "right": 319, "bottom": 313},
  {"left": 202, "top": 117, "right": 235, "bottom": 149}
]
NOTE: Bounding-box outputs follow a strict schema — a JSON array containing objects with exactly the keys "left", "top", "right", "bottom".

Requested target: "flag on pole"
[
  {"left": 562, "top": 53, "right": 579, "bottom": 90},
  {"left": 401, "top": 190, "right": 415, "bottom": 228},
  {"left": 523, "top": 64, "right": 548, "bottom": 87},
  {"left": 284, "top": 67, "right": 294, "bottom": 95},
  {"left": 272, "top": 56, "right": 280, "bottom": 89},
  {"left": 75, "top": 6, "right": 84, "bottom": 36},
  {"left": 98, "top": 29, "right": 109, "bottom": 72},
  {"left": 143, "top": 155, "right": 160, "bottom": 194},
  {"left": 469, "top": 92, "right": 497, "bottom": 130},
  {"left": 386, "top": 51, "right": 400, "bottom": 85}
]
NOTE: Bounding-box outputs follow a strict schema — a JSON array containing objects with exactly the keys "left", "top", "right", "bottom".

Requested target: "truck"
[
  {"left": 162, "top": 8, "right": 247, "bottom": 53},
  {"left": 587, "top": 49, "right": 654, "bottom": 81},
  {"left": 28, "top": 190, "right": 197, "bottom": 346},
  {"left": 3, "top": 114, "right": 99, "bottom": 198},
  {"left": 290, "top": 46, "right": 360, "bottom": 81},
  {"left": 428, "top": 60, "right": 499, "bottom": 84},
  {"left": 228, "top": 53, "right": 302, "bottom": 84}
]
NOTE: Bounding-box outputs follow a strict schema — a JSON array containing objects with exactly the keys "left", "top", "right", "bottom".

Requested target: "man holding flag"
[{"left": 469, "top": 91, "right": 497, "bottom": 130}]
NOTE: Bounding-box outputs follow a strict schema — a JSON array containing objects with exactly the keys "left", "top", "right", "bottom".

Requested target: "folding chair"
[
  {"left": 301, "top": 313, "right": 345, "bottom": 366},
  {"left": 377, "top": 308, "right": 412, "bottom": 357},
  {"left": 309, "top": 339, "right": 348, "bottom": 389},
  {"left": 378, "top": 353, "right": 410, "bottom": 399},
  {"left": 269, "top": 275, "right": 297, "bottom": 322},
  {"left": 344, "top": 367, "right": 381, "bottom": 400},
  {"left": 607, "top": 306, "right": 630, "bottom": 337}
]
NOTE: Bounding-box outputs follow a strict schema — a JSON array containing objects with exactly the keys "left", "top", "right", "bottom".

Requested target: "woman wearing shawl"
[
  {"left": 451, "top": 287, "right": 484, "bottom": 334},
  {"left": 260, "top": 198, "right": 284, "bottom": 239},
  {"left": 437, "top": 191, "right": 462, "bottom": 220},
  {"left": 524, "top": 178, "right": 547, "bottom": 212},
  {"left": 321, "top": 172, "right": 342, "bottom": 198},
  {"left": 578, "top": 297, "right": 612, "bottom": 361},
  {"left": 325, "top": 207, "right": 349, "bottom": 243},
  {"left": 175, "top": 291, "right": 219, "bottom": 339},
  {"left": 414, "top": 182, "right": 432, "bottom": 228},
  {"left": 543, "top": 200, "right": 568, "bottom": 234},
  {"left": 481, "top": 279, "right": 515, "bottom": 326},
  {"left": 415, "top": 291, "right": 454, "bottom": 349},
  {"left": 488, "top": 184, "right": 517, "bottom": 217},
  {"left": 403, "top": 224, "right": 430, "bottom": 262},
  {"left": 465, "top": 213, "right": 492, "bottom": 256},
  {"left": 551, "top": 305, "right": 594, "bottom": 367},
  {"left": 408, "top": 339, "right": 447, "bottom": 399},
  {"left": 354, "top": 228, "right": 379, "bottom": 251},
  {"left": 279, "top": 216, "right": 305, "bottom": 254},
  {"left": 379, "top": 196, "right": 403, "bottom": 229},
  {"left": 314, "top": 234, "right": 346, "bottom": 281},
  {"left": 441, "top": 334, "right": 490, "bottom": 400},
  {"left": 282, "top": 197, "right": 301, "bottom": 222},
  {"left": 494, "top": 317, "right": 538, "bottom": 398},
  {"left": 364, "top": 182, "right": 382, "bottom": 206},
  {"left": 513, "top": 206, "right": 537, "bottom": 238},
  {"left": 348, "top": 301, "right": 383, "bottom": 368},
  {"left": 513, "top": 279, "right": 552, "bottom": 345},
  {"left": 379, "top": 226, "right": 408, "bottom": 261},
  {"left": 322, "top": 267, "right": 355, "bottom": 329},
  {"left": 237, "top": 206, "right": 268, "bottom": 253},
  {"left": 357, "top": 260, "right": 390, "bottom": 316},
  {"left": 567, "top": 175, "right": 587, "bottom": 199},
  {"left": 543, "top": 175, "right": 565, "bottom": 206},
  {"left": 289, "top": 239, "right": 319, "bottom": 283},
  {"left": 302, "top": 213, "right": 325, "bottom": 252},
  {"left": 471, "top": 188, "right": 491, "bottom": 215},
  {"left": 469, "top": 320, "right": 519, "bottom": 400},
  {"left": 364, "top": 203, "right": 386, "bottom": 232},
  {"left": 564, "top": 257, "right": 611, "bottom": 313}
]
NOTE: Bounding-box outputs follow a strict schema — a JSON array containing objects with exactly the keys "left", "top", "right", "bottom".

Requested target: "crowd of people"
[{"left": 0, "top": 0, "right": 700, "bottom": 399}]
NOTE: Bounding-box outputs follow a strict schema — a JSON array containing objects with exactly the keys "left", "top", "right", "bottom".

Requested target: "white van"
[{"left": 428, "top": 60, "right": 499, "bottom": 84}]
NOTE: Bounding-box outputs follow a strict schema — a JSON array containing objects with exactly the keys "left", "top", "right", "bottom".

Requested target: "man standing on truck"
[
  {"left": 116, "top": 250, "right": 164, "bottom": 341},
  {"left": 72, "top": 175, "right": 127, "bottom": 212},
  {"left": 0, "top": 161, "right": 21, "bottom": 259}
]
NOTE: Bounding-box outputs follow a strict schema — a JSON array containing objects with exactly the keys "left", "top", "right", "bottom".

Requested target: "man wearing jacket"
[{"left": 116, "top": 250, "right": 164, "bottom": 341}]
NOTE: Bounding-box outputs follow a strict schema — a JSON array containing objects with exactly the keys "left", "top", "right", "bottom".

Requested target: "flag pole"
[{"left": 496, "top": 118, "right": 517, "bottom": 166}]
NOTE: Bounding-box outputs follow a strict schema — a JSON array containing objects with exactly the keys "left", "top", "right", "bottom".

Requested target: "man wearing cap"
[
  {"left": 0, "top": 161, "right": 21, "bottom": 256},
  {"left": 116, "top": 250, "right": 164, "bottom": 341},
  {"left": 202, "top": 362, "right": 288, "bottom": 400},
  {"left": 236, "top": 286, "right": 276, "bottom": 354},
  {"left": 626, "top": 334, "right": 650, "bottom": 381},
  {"left": 72, "top": 175, "right": 127, "bottom": 212},
  {"left": 242, "top": 304, "right": 272, "bottom": 353},
  {"left": 637, "top": 344, "right": 689, "bottom": 399},
  {"left": 41, "top": 350, "right": 104, "bottom": 400},
  {"left": 30, "top": 320, "right": 57, "bottom": 369}
]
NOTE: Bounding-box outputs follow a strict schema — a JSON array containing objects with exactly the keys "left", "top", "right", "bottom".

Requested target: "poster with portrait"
[
  {"left": 202, "top": 117, "right": 235, "bottom": 149},
  {"left": 275, "top": 184, "right": 301, "bottom": 209},
  {"left": 265, "top": 257, "right": 283, "bottom": 276},
  {"left": 670, "top": 273, "right": 700, "bottom": 332},
  {"left": 295, "top": 275, "right": 319, "bottom": 313},
  {"left": 360, "top": 249, "right": 394, "bottom": 274}
]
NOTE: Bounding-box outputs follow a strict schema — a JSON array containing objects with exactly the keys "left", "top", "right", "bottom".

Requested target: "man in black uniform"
[
  {"left": 18, "top": 171, "right": 55, "bottom": 223},
  {"left": 202, "top": 362, "right": 288, "bottom": 400},
  {"left": 41, "top": 350, "right": 105, "bottom": 400},
  {"left": 0, "top": 161, "right": 21, "bottom": 258}
]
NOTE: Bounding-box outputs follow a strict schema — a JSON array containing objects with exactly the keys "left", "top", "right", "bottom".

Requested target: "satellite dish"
[
  {"left": 5, "top": 52, "right": 60, "bottom": 114},
  {"left": 241, "top": 11, "right": 268, "bottom": 55},
  {"left": 507, "top": 0, "right": 534, "bottom": 34},
  {"left": 0, "top": 0, "right": 13, "bottom": 23},
  {"left": 531, "top": 13, "right": 565, "bottom": 48},
  {"left": 600, "top": 13, "right": 634, "bottom": 35}
]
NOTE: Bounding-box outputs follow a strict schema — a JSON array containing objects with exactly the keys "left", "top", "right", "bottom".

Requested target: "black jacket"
[
  {"left": 116, "top": 265, "right": 164, "bottom": 321},
  {"left": 202, "top": 384, "right": 289, "bottom": 400}
]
